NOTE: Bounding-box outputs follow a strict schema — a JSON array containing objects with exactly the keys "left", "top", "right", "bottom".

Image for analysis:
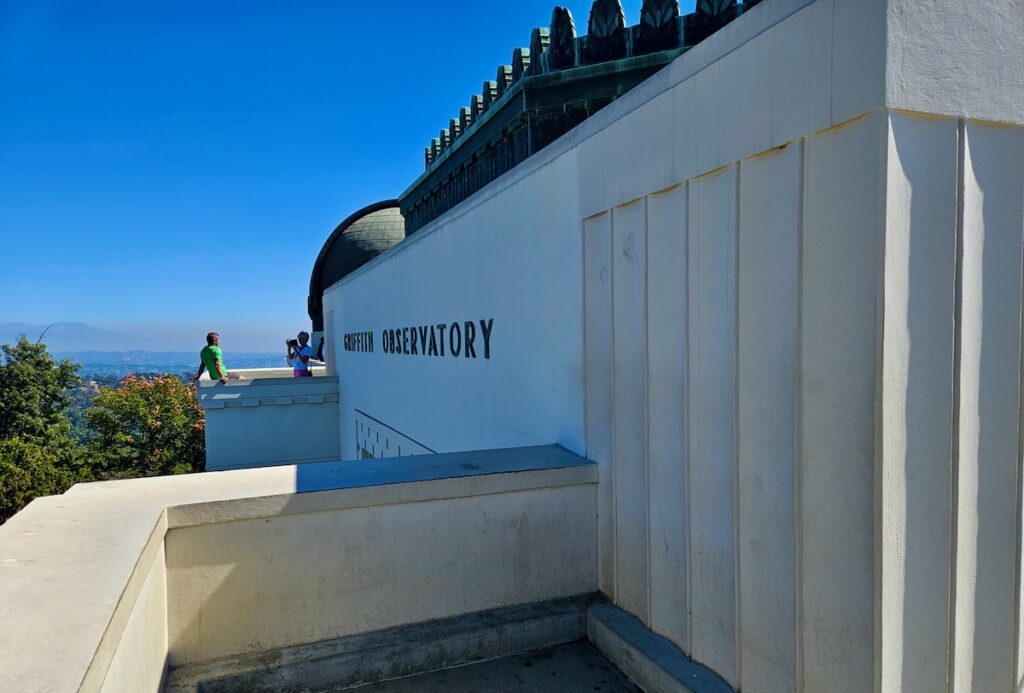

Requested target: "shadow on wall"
[{"left": 292, "top": 450, "right": 518, "bottom": 495}]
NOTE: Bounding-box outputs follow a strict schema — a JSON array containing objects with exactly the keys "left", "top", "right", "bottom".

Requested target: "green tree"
[
  {"left": 0, "top": 337, "right": 80, "bottom": 442},
  {"left": 0, "top": 337, "right": 83, "bottom": 522},
  {"left": 85, "top": 374, "right": 205, "bottom": 478},
  {"left": 0, "top": 438, "right": 79, "bottom": 523}
]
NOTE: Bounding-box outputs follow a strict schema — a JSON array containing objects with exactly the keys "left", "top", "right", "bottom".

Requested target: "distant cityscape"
[
  {"left": 1, "top": 322, "right": 289, "bottom": 377},
  {"left": 57, "top": 351, "right": 287, "bottom": 379}
]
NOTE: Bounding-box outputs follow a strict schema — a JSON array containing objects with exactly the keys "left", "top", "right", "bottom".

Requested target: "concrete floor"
[{"left": 347, "top": 641, "right": 641, "bottom": 692}]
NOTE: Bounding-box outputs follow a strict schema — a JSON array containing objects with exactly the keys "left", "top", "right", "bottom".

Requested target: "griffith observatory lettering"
[{"left": 344, "top": 319, "right": 494, "bottom": 359}]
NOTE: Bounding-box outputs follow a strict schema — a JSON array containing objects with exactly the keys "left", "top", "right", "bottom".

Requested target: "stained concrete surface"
[{"left": 345, "top": 641, "right": 640, "bottom": 692}]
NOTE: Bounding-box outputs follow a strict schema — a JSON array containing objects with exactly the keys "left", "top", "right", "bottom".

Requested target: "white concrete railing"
[
  {"left": 0, "top": 445, "right": 597, "bottom": 693},
  {"left": 196, "top": 369, "right": 340, "bottom": 471},
  {"left": 196, "top": 365, "right": 328, "bottom": 383}
]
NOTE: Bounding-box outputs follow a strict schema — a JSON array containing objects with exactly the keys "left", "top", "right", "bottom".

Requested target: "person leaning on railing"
[{"left": 192, "top": 332, "right": 242, "bottom": 384}]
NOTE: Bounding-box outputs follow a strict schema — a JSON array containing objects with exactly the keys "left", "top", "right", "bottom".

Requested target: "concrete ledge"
[
  {"left": 197, "top": 376, "right": 339, "bottom": 409},
  {"left": 588, "top": 603, "right": 734, "bottom": 693},
  {"left": 198, "top": 372, "right": 341, "bottom": 470},
  {"left": 0, "top": 445, "right": 596, "bottom": 693},
  {"left": 166, "top": 595, "right": 598, "bottom": 692}
]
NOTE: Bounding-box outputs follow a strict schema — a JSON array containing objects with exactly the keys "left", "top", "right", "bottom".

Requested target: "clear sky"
[{"left": 0, "top": 0, "right": 693, "bottom": 351}]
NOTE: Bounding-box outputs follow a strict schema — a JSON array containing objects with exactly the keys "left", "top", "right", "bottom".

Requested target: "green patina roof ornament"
[
  {"left": 528, "top": 27, "right": 551, "bottom": 76},
  {"left": 636, "top": 0, "right": 681, "bottom": 55},
  {"left": 585, "top": 0, "right": 627, "bottom": 63},
  {"left": 685, "top": 0, "right": 739, "bottom": 44},
  {"left": 495, "top": 65, "right": 513, "bottom": 97},
  {"left": 482, "top": 80, "right": 499, "bottom": 109},
  {"left": 549, "top": 7, "right": 577, "bottom": 71},
  {"left": 403, "top": 0, "right": 768, "bottom": 234},
  {"left": 511, "top": 47, "right": 531, "bottom": 83}
]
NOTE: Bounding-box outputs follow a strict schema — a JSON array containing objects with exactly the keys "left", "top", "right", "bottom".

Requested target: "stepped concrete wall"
[{"left": 324, "top": 0, "right": 1024, "bottom": 689}]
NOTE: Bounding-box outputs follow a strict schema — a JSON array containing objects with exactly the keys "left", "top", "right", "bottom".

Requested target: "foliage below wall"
[{"left": 0, "top": 337, "right": 205, "bottom": 524}]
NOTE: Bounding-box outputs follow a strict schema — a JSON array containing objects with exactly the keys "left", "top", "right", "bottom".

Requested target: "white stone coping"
[
  {"left": 0, "top": 445, "right": 596, "bottom": 693},
  {"left": 196, "top": 365, "right": 328, "bottom": 384},
  {"left": 196, "top": 371, "right": 339, "bottom": 410}
]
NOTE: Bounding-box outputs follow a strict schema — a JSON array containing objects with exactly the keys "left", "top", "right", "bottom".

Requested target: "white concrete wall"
[
  {"left": 799, "top": 113, "right": 884, "bottom": 693},
  {"left": 199, "top": 375, "right": 341, "bottom": 470},
  {"left": 953, "top": 122, "right": 1024, "bottom": 693},
  {"left": 645, "top": 184, "right": 688, "bottom": 652},
  {"left": 884, "top": 0, "right": 1024, "bottom": 125},
  {"left": 736, "top": 141, "right": 800, "bottom": 693},
  {"left": 686, "top": 164, "right": 738, "bottom": 684},
  {"left": 322, "top": 1, "right": 1024, "bottom": 690},
  {"left": 327, "top": 146, "right": 584, "bottom": 459},
  {"left": 166, "top": 483, "right": 597, "bottom": 664},
  {"left": 99, "top": 544, "right": 168, "bottom": 693}
]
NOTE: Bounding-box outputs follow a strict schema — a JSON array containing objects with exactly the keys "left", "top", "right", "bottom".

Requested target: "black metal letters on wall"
[{"left": 344, "top": 319, "right": 495, "bottom": 360}]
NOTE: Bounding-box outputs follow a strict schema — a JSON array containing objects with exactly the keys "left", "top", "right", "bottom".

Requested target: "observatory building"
[{"left": 3, "top": 0, "right": 1024, "bottom": 691}]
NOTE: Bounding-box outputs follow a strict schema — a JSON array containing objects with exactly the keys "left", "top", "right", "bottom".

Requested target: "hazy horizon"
[{"left": 0, "top": 319, "right": 301, "bottom": 353}]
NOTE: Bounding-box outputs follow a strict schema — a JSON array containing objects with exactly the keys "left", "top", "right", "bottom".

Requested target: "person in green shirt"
[{"left": 192, "top": 332, "right": 235, "bottom": 384}]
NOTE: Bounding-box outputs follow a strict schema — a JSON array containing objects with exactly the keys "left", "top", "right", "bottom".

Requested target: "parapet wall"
[
  {"left": 0, "top": 446, "right": 596, "bottom": 692},
  {"left": 197, "top": 370, "right": 341, "bottom": 471}
]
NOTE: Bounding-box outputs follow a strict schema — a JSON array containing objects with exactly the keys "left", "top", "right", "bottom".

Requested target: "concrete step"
[
  {"left": 167, "top": 595, "right": 735, "bottom": 693},
  {"left": 167, "top": 595, "right": 598, "bottom": 692}
]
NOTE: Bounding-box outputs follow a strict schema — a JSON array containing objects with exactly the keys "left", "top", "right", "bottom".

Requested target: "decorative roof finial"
[
  {"left": 459, "top": 106, "right": 473, "bottom": 134},
  {"left": 482, "top": 80, "right": 499, "bottom": 108},
  {"left": 511, "top": 48, "right": 531, "bottom": 82},
  {"left": 495, "top": 66, "right": 513, "bottom": 96},
  {"left": 549, "top": 7, "right": 578, "bottom": 71},
  {"left": 636, "top": 0, "right": 681, "bottom": 55},
  {"left": 528, "top": 27, "right": 551, "bottom": 75},
  {"left": 684, "top": 0, "right": 739, "bottom": 45},
  {"left": 470, "top": 94, "right": 485, "bottom": 120},
  {"left": 585, "top": 0, "right": 627, "bottom": 63}
]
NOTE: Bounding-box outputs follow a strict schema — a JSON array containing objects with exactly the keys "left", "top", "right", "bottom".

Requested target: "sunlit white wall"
[{"left": 325, "top": 0, "right": 1024, "bottom": 689}]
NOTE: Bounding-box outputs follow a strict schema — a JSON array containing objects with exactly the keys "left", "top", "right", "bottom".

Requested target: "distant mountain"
[{"left": 0, "top": 322, "right": 160, "bottom": 352}]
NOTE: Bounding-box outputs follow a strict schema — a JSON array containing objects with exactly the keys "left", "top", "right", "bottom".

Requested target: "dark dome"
[{"left": 308, "top": 200, "right": 405, "bottom": 330}]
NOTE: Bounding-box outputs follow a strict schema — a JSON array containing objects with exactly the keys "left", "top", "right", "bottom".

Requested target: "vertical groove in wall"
[
  {"left": 581, "top": 219, "right": 589, "bottom": 478},
  {"left": 682, "top": 184, "right": 690, "bottom": 655},
  {"left": 872, "top": 112, "right": 890, "bottom": 693},
  {"left": 682, "top": 183, "right": 690, "bottom": 655},
  {"left": 1014, "top": 143, "right": 1024, "bottom": 693},
  {"left": 1017, "top": 373, "right": 1024, "bottom": 686},
  {"left": 732, "top": 161, "right": 743, "bottom": 684},
  {"left": 643, "top": 197, "right": 652, "bottom": 627},
  {"left": 684, "top": 180, "right": 693, "bottom": 654},
  {"left": 947, "top": 118, "right": 966, "bottom": 693},
  {"left": 794, "top": 137, "right": 807, "bottom": 693},
  {"left": 610, "top": 211, "right": 619, "bottom": 606}
]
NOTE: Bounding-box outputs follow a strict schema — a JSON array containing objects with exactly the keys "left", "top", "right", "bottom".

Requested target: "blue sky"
[{"left": 0, "top": 0, "right": 691, "bottom": 350}]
